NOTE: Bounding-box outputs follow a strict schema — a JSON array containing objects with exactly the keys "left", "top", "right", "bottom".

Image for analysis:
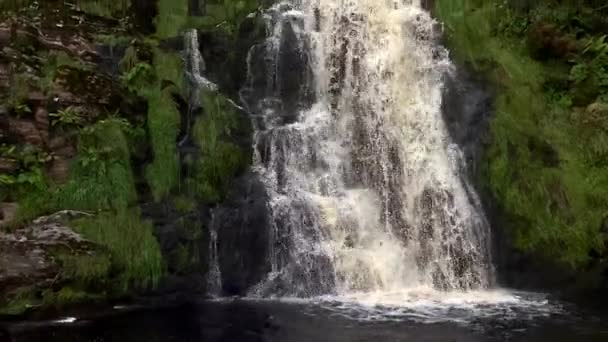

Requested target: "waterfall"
[
  {"left": 206, "top": 212, "right": 223, "bottom": 295},
  {"left": 239, "top": 0, "right": 494, "bottom": 297}
]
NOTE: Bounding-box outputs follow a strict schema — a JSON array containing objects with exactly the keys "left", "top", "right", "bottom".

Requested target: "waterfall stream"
[{"left": 239, "top": 0, "right": 494, "bottom": 298}]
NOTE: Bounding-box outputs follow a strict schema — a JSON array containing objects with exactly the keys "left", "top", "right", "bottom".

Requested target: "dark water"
[{"left": 3, "top": 297, "right": 607, "bottom": 342}]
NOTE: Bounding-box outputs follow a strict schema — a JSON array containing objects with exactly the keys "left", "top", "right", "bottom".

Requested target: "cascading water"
[{"left": 240, "top": 0, "right": 494, "bottom": 298}]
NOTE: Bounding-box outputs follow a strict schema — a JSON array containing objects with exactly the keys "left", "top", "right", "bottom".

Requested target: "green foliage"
[
  {"left": 189, "top": 0, "right": 261, "bottom": 36},
  {"left": 7, "top": 73, "right": 30, "bottom": 111},
  {"left": 50, "top": 107, "right": 84, "bottom": 128},
  {"left": 94, "top": 34, "right": 133, "bottom": 48},
  {"left": 9, "top": 117, "right": 140, "bottom": 226},
  {"left": 154, "top": 49, "right": 185, "bottom": 92},
  {"left": 121, "top": 62, "right": 154, "bottom": 92},
  {"left": 54, "top": 118, "right": 138, "bottom": 212},
  {"left": 173, "top": 242, "right": 201, "bottom": 275},
  {"left": 56, "top": 252, "right": 112, "bottom": 286},
  {"left": 72, "top": 209, "right": 165, "bottom": 292},
  {"left": 145, "top": 88, "right": 181, "bottom": 201},
  {"left": 79, "top": 0, "right": 130, "bottom": 18},
  {"left": 134, "top": 48, "right": 184, "bottom": 202},
  {"left": 41, "top": 287, "right": 103, "bottom": 307},
  {"left": 173, "top": 195, "right": 197, "bottom": 213},
  {"left": 435, "top": 0, "right": 607, "bottom": 267},
  {"left": 0, "top": 145, "right": 51, "bottom": 204},
  {"left": 188, "top": 91, "right": 246, "bottom": 202},
  {"left": 0, "top": 287, "right": 36, "bottom": 316},
  {"left": 40, "top": 51, "right": 90, "bottom": 93},
  {"left": 155, "top": 0, "right": 189, "bottom": 39}
]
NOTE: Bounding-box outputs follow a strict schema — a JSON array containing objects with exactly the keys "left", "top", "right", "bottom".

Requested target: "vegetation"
[
  {"left": 1, "top": 0, "right": 258, "bottom": 315},
  {"left": 155, "top": 0, "right": 189, "bottom": 39},
  {"left": 72, "top": 209, "right": 165, "bottom": 292},
  {"left": 78, "top": 0, "right": 130, "bottom": 18},
  {"left": 435, "top": 0, "right": 608, "bottom": 268},
  {"left": 187, "top": 91, "right": 247, "bottom": 202}
]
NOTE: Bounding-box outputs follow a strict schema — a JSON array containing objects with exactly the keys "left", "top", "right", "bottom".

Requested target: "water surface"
[{"left": 5, "top": 291, "right": 607, "bottom": 342}]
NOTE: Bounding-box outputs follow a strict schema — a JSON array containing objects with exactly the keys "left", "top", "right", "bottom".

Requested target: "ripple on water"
[{"left": 247, "top": 287, "right": 565, "bottom": 327}]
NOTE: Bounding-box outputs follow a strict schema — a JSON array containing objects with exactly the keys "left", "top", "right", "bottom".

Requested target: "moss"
[
  {"left": 41, "top": 287, "right": 104, "bottom": 308},
  {"left": 188, "top": 0, "right": 261, "bottom": 35},
  {"left": 435, "top": 0, "right": 607, "bottom": 267},
  {"left": 187, "top": 91, "right": 247, "bottom": 202},
  {"left": 155, "top": 0, "right": 189, "bottom": 39},
  {"left": 173, "top": 195, "right": 197, "bottom": 213},
  {"left": 0, "top": 288, "right": 37, "bottom": 316},
  {"left": 172, "top": 242, "right": 201, "bottom": 275},
  {"left": 144, "top": 88, "right": 181, "bottom": 202},
  {"left": 79, "top": 0, "right": 130, "bottom": 18},
  {"left": 39, "top": 51, "right": 91, "bottom": 94}
]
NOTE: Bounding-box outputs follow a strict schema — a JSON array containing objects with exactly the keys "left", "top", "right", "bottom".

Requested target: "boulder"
[
  {"left": 0, "top": 157, "right": 17, "bottom": 173},
  {"left": 0, "top": 203, "right": 18, "bottom": 226},
  {"left": 8, "top": 118, "right": 43, "bottom": 147},
  {"left": 0, "top": 211, "right": 97, "bottom": 302},
  {"left": 48, "top": 156, "right": 71, "bottom": 184}
]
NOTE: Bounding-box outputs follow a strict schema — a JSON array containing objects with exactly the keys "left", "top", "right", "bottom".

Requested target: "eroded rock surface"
[{"left": 0, "top": 211, "right": 98, "bottom": 307}]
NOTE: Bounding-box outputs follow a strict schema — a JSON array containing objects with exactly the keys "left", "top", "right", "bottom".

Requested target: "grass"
[
  {"left": 435, "top": 0, "right": 607, "bottom": 267},
  {"left": 72, "top": 209, "right": 165, "bottom": 292}
]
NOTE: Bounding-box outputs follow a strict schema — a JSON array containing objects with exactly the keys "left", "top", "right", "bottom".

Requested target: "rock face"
[
  {"left": 214, "top": 172, "right": 271, "bottom": 296},
  {"left": 0, "top": 211, "right": 98, "bottom": 307}
]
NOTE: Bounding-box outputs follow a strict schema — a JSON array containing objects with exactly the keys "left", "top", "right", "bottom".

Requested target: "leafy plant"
[
  {"left": 121, "top": 62, "right": 153, "bottom": 93},
  {"left": 50, "top": 107, "right": 84, "bottom": 128}
]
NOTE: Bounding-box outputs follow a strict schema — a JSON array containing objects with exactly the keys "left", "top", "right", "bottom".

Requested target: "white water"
[{"left": 243, "top": 0, "right": 493, "bottom": 299}]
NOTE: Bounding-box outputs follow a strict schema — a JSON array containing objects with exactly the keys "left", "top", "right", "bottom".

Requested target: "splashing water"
[
  {"left": 239, "top": 0, "right": 496, "bottom": 298},
  {"left": 240, "top": 0, "right": 495, "bottom": 298}
]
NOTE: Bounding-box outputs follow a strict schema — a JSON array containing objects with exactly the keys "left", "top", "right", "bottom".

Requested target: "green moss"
[
  {"left": 79, "top": 0, "right": 130, "bottom": 18},
  {"left": 73, "top": 209, "right": 165, "bottom": 292},
  {"left": 144, "top": 88, "right": 181, "bottom": 201},
  {"left": 41, "top": 287, "right": 103, "bottom": 308},
  {"left": 172, "top": 242, "right": 201, "bottom": 275},
  {"left": 154, "top": 49, "right": 185, "bottom": 92},
  {"left": 0, "top": 288, "right": 37, "bottom": 316},
  {"left": 188, "top": 0, "right": 261, "bottom": 35},
  {"left": 173, "top": 195, "right": 197, "bottom": 213},
  {"left": 435, "top": 0, "right": 607, "bottom": 267},
  {"left": 137, "top": 48, "right": 185, "bottom": 202},
  {"left": 39, "top": 51, "right": 90, "bottom": 93},
  {"left": 94, "top": 34, "right": 133, "bottom": 47},
  {"left": 187, "top": 91, "right": 247, "bottom": 202},
  {"left": 155, "top": 0, "right": 189, "bottom": 39}
]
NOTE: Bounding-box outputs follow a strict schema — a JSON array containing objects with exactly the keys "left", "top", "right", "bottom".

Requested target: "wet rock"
[
  {"left": 0, "top": 157, "right": 17, "bottom": 173},
  {"left": 48, "top": 156, "right": 71, "bottom": 184},
  {"left": 585, "top": 101, "right": 608, "bottom": 118},
  {"left": 0, "top": 203, "right": 18, "bottom": 226},
  {"left": 527, "top": 22, "right": 579, "bottom": 60},
  {"left": 0, "top": 211, "right": 97, "bottom": 300},
  {"left": 215, "top": 171, "right": 271, "bottom": 296},
  {"left": 34, "top": 107, "right": 49, "bottom": 143},
  {"left": 8, "top": 118, "right": 43, "bottom": 146},
  {"left": 441, "top": 66, "right": 493, "bottom": 176}
]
